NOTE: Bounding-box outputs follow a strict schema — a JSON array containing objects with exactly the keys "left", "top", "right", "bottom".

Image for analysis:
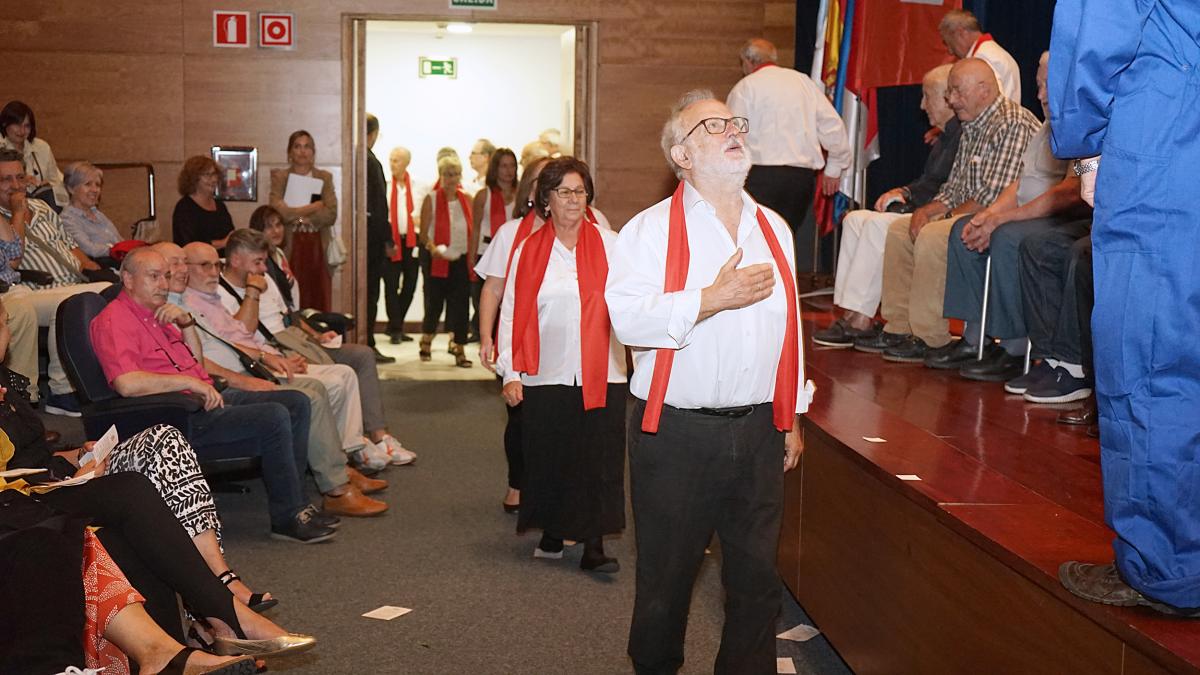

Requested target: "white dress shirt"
[
  {"left": 386, "top": 173, "right": 428, "bottom": 234},
  {"left": 969, "top": 40, "right": 1022, "bottom": 105},
  {"left": 726, "top": 65, "right": 852, "bottom": 177},
  {"left": 606, "top": 181, "right": 813, "bottom": 413},
  {"left": 475, "top": 216, "right": 529, "bottom": 280},
  {"left": 497, "top": 224, "right": 627, "bottom": 387}
]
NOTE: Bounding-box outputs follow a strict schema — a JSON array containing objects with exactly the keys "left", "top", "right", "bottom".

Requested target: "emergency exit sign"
[
  {"left": 450, "top": 0, "right": 497, "bottom": 8},
  {"left": 419, "top": 57, "right": 458, "bottom": 79}
]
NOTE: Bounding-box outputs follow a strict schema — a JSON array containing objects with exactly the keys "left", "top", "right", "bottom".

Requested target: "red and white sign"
[
  {"left": 259, "top": 13, "right": 295, "bottom": 49},
  {"left": 213, "top": 11, "right": 250, "bottom": 48}
]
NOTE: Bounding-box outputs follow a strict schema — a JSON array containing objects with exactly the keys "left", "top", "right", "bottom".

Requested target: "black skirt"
[{"left": 517, "top": 383, "right": 626, "bottom": 539}]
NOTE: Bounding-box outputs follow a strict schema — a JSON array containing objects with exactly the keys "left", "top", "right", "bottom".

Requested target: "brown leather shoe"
[
  {"left": 322, "top": 485, "right": 388, "bottom": 517},
  {"left": 1058, "top": 398, "right": 1097, "bottom": 426},
  {"left": 1059, "top": 561, "right": 1200, "bottom": 617},
  {"left": 346, "top": 466, "right": 387, "bottom": 494}
]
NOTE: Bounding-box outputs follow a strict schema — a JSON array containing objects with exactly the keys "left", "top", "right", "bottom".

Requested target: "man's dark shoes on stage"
[{"left": 1059, "top": 562, "right": 1200, "bottom": 617}]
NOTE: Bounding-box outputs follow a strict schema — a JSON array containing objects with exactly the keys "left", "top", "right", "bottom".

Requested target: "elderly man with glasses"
[{"left": 727, "top": 37, "right": 851, "bottom": 271}]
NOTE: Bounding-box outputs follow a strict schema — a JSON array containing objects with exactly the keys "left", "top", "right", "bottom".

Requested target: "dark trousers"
[
  {"left": 0, "top": 528, "right": 85, "bottom": 674},
  {"left": 419, "top": 251, "right": 470, "bottom": 343},
  {"left": 745, "top": 165, "right": 815, "bottom": 273},
  {"left": 628, "top": 401, "right": 784, "bottom": 675},
  {"left": 1017, "top": 223, "right": 1093, "bottom": 365},
  {"left": 37, "top": 472, "right": 243, "bottom": 643},
  {"left": 505, "top": 398, "right": 524, "bottom": 490},
  {"left": 189, "top": 388, "right": 311, "bottom": 528},
  {"left": 366, "top": 245, "right": 418, "bottom": 345}
]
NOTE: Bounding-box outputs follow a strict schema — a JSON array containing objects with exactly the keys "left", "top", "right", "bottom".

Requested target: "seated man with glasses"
[{"left": 89, "top": 246, "right": 338, "bottom": 544}]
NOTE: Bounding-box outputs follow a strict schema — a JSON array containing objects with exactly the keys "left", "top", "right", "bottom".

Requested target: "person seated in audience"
[
  {"left": 813, "top": 64, "right": 961, "bottom": 347},
  {"left": 1, "top": 466, "right": 316, "bottom": 668},
  {"left": 89, "top": 247, "right": 337, "bottom": 543},
  {"left": 0, "top": 161, "right": 44, "bottom": 403},
  {"left": 0, "top": 100, "right": 68, "bottom": 209},
  {"left": 216, "top": 228, "right": 415, "bottom": 466},
  {"left": 174, "top": 241, "right": 391, "bottom": 517},
  {"left": 60, "top": 161, "right": 125, "bottom": 265},
  {"left": 935, "top": 53, "right": 1092, "bottom": 384},
  {"left": 856, "top": 58, "right": 1039, "bottom": 363},
  {"left": 0, "top": 148, "right": 111, "bottom": 416},
  {"left": 173, "top": 156, "right": 235, "bottom": 249},
  {"left": 0, "top": 509, "right": 257, "bottom": 675}
]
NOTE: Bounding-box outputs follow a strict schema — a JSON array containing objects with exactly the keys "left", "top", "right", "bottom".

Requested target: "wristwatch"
[
  {"left": 176, "top": 314, "right": 196, "bottom": 328},
  {"left": 1074, "top": 158, "right": 1100, "bottom": 176}
]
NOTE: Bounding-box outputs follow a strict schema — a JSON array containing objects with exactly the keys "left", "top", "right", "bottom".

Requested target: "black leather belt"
[
  {"left": 693, "top": 404, "right": 758, "bottom": 418},
  {"left": 482, "top": 236, "right": 493, "bottom": 244}
]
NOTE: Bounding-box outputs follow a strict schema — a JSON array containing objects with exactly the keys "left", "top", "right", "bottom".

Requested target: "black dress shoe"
[
  {"left": 923, "top": 339, "right": 978, "bottom": 370},
  {"left": 881, "top": 336, "right": 929, "bottom": 363},
  {"left": 389, "top": 332, "right": 413, "bottom": 344},
  {"left": 373, "top": 347, "right": 396, "bottom": 364},
  {"left": 1059, "top": 398, "right": 1098, "bottom": 425},
  {"left": 814, "top": 319, "right": 882, "bottom": 348},
  {"left": 854, "top": 330, "right": 908, "bottom": 354},
  {"left": 959, "top": 348, "right": 1023, "bottom": 382}
]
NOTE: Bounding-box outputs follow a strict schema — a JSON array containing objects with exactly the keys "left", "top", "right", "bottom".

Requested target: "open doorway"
[{"left": 347, "top": 18, "right": 591, "bottom": 376}]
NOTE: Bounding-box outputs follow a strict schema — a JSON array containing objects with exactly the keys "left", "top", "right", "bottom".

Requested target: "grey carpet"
[{"left": 40, "top": 377, "right": 852, "bottom": 674}]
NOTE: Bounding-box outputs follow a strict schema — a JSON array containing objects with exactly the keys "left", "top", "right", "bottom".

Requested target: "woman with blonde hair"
[{"left": 418, "top": 155, "right": 474, "bottom": 367}]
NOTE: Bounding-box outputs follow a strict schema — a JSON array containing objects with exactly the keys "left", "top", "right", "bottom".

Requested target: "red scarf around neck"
[
  {"left": 969, "top": 33, "right": 994, "bottom": 57},
  {"left": 431, "top": 186, "right": 474, "bottom": 279},
  {"left": 750, "top": 61, "right": 776, "bottom": 74},
  {"left": 488, "top": 188, "right": 509, "bottom": 238},
  {"left": 511, "top": 216, "right": 611, "bottom": 410},
  {"left": 641, "top": 182, "right": 800, "bottom": 433},
  {"left": 389, "top": 172, "right": 415, "bottom": 257}
]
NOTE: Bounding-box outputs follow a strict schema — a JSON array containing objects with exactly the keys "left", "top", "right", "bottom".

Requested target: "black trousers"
[
  {"left": 366, "top": 245, "right": 418, "bottom": 346},
  {"left": 419, "top": 251, "right": 470, "bottom": 343},
  {"left": 501, "top": 374, "right": 524, "bottom": 490},
  {"left": 1018, "top": 222, "right": 1093, "bottom": 367},
  {"left": 36, "top": 472, "right": 242, "bottom": 643},
  {"left": 745, "top": 165, "right": 816, "bottom": 273},
  {"left": 627, "top": 401, "right": 784, "bottom": 675},
  {"left": 0, "top": 528, "right": 85, "bottom": 674}
]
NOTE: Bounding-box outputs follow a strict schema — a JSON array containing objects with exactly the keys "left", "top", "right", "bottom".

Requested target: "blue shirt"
[{"left": 60, "top": 204, "right": 123, "bottom": 258}]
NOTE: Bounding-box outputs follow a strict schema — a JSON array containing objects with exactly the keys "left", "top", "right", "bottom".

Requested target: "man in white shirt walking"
[
  {"left": 939, "top": 9, "right": 1022, "bottom": 104},
  {"left": 727, "top": 38, "right": 851, "bottom": 273},
  {"left": 607, "top": 90, "right": 813, "bottom": 675}
]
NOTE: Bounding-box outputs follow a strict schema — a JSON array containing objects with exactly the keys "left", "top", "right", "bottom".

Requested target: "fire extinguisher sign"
[{"left": 213, "top": 11, "right": 251, "bottom": 48}]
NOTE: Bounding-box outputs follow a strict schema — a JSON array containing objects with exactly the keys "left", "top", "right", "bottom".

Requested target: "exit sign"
[
  {"left": 450, "top": 0, "right": 497, "bottom": 8},
  {"left": 419, "top": 57, "right": 458, "bottom": 79}
]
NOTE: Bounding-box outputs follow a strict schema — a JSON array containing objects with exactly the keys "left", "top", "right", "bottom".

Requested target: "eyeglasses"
[
  {"left": 551, "top": 187, "right": 588, "bottom": 200},
  {"left": 683, "top": 116, "right": 749, "bottom": 141},
  {"left": 186, "top": 261, "right": 220, "bottom": 270}
]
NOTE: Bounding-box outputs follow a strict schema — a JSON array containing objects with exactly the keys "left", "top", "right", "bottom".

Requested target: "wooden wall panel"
[{"left": 0, "top": 0, "right": 794, "bottom": 309}]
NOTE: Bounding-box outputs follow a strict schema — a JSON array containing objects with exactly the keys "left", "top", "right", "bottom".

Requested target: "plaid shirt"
[{"left": 934, "top": 96, "right": 1040, "bottom": 210}]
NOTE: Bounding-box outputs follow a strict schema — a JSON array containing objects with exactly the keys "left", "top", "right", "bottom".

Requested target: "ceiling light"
[{"left": 447, "top": 23, "right": 473, "bottom": 34}]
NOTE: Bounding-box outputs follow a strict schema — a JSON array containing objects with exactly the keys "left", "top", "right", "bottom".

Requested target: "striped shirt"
[
  {"left": 934, "top": 96, "right": 1040, "bottom": 210},
  {"left": 10, "top": 199, "right": 83, "bottom": 288}
]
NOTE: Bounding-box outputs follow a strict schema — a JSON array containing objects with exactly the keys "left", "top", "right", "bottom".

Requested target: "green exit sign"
[
  {"left": 419, "top": 57, "right": 457, "bottom": 79},
  {"left": 450, "top": 0, "right": 497, "bottom": 8}
]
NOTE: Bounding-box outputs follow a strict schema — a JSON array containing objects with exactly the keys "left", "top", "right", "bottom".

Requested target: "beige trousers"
[
  {"left": 4, "top": 282, "right": 112, "bottom": 399},
  {"left": 880, "top": 215, "right": 956, "bottom": 348},
  {"left": 280, "top": 376, "right": 350, "bottom": 494}
]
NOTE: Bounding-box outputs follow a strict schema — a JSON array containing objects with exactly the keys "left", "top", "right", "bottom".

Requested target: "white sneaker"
[
  {"left": 379, "top": 434, "right": 417, "bottom": 466},
  {"left": 351, "top": 440, "right": 389, "bottom": 472}
]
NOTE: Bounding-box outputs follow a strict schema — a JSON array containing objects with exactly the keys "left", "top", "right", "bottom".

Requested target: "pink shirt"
[{"left": 90, "top": 291, "right": 212, "bottom": 386}]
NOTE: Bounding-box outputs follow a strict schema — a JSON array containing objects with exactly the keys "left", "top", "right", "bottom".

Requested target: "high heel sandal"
[
  {"left": 449, "top": 342, "right": 473, "bottom": 368},
  {"left": 419, "top": 334, "right": 433, "bottom": 362},
  {"left": 162, "top": 648, "right": 256, "bottom": 675},
  {"left": 217, "top": 570, "right": 278, "bottom": 613}
]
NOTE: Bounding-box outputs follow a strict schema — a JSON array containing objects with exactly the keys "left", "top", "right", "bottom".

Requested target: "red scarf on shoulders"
[
  {"left": 503, "top": 210, "right": 540, "bottom": 280},
  {"left": 969, "top": 33, "right": 994, "bottom": 57},
  {"left": 488, "top": 188, "right": 509, "bottom": 238},
  {"left": 389, "top": 173, "right": 416, "bottom": 256},
  {"left": 431, "top": 186, "right": 475, "bottom": 279},
  {"left": 511, "top": 217, "right": 611, "bottom": 410},
  {"left": 641, "top": 182, "right": 800, "bottom": 433}
]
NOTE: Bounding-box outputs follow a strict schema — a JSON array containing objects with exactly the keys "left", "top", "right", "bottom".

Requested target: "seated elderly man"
[
  {"left": 933, "top": 53, "right": 1092, "bottom": 383},
  {"left": 89, "top": 246, "right": 337, "bottom": 543},
  {"left": 813, "top": 64, "right": 961, "bottom": 347},
  {"left": 174, "top": 240, "right": 389, "bottom": 517},
  {"left": 855, "top": 58, "right": 1040, "bottom": 362},
  {"left": 217, "top": 228, "right": 415, "bottom": 466},
  {"left": 0, "top": 148, "right": 110, "bottom": 414}
]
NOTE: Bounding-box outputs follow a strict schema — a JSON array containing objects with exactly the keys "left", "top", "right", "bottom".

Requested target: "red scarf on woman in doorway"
[
  {"left": 488, "top": 188, "right": 509, "bottom": 238},
  {"left": 431, "top": 186, "right": 475, "bottom": 280}
]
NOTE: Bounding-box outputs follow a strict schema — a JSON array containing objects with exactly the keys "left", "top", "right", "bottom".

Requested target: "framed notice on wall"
[{"left": 211, "top": 146, "right": 258, "bottom": 201}]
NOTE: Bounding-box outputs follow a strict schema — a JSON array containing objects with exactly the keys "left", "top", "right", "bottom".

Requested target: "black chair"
[{"left": 55, "top": 292, "right": 259, "bottom": 476}]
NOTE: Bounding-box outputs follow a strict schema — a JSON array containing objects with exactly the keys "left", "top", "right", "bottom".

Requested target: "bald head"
[
  {"left": 739, "top": 38, "right": 778, "bottom": 74},
  {"left": 946, "top": 58, "right": 1000, "bottom": 122},
  {"left": 152, "top": 241, "right": 188, "bottom": 293},
  {"left": 120, "top": 248, "right": 170, "bottom": 310},
  {"left": 389, "top": 146, "right": 411, "bottom": 177}
]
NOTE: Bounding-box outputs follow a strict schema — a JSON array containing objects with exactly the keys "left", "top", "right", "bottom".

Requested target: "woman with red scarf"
[
  {"left": 418, "top": 156, "right": 474, "bottom": 367},
  {"left": 496, "top": 157, "right": 627, "bottom": 573},
  {"left": 469, "top": 148, "right": 518, "bottom": 341}
]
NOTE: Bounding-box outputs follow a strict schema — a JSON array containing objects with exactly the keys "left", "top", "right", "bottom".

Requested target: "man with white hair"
[
  {"left": 386, "top": 145, "right": 423, "bottom": 343},
  {"left": 607, "top": 89, "right": 812, "bottom": 674},
  {"left": 727, "top": 37, "right": 851, "bottom": 270},
  {"left": 939, "top": 9, "right": 1021, "bottom": 104}
]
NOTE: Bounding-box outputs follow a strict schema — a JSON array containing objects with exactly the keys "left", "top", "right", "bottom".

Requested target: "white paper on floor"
[
  {"left": 896, "top": 474, "right": 922, "bottom": 481},
  {"left": 862, "top": 436, "right": 888, "bottom": 443},
  {"left": 777, "top": 624, "right": 821, "bottom": 642},
  {"left": 362, "top": 606, "right": 412, "bottom": 621},
  {"left": 777, "top": 657, "right": 798, "bottom": 674}
]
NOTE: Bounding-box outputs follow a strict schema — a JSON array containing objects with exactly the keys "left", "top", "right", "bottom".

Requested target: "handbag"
[{"left": 326, "top": 233, "right": 347, "bottom": 268}]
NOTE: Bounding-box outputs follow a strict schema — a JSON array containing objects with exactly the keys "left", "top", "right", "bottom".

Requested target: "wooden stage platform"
[{"left": 779, "top": 308, "right": 1200, "bottom": 675}]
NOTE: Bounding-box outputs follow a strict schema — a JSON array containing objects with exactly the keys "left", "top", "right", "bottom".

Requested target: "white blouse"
[{"left": 497, "top": 224, "right": 628, "bottom": 387}]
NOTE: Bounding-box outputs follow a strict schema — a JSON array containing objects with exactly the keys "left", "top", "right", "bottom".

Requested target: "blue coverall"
[{"left": 1050, "top": 0, "right": 1200, "bottom": 608}]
